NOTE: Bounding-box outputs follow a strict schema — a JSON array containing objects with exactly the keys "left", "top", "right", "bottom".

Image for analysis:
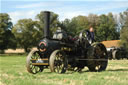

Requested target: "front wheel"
[
  {"left": 26, "top": 49, "right": 44, "bottom": 74},
  {"left": 49, "top": 50, "right": 68, "bottom": 73}
]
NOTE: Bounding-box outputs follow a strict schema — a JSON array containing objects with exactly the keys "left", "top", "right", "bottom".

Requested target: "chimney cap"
[{"left": 44, "top": 11, "right": 51, "bottom": 13}]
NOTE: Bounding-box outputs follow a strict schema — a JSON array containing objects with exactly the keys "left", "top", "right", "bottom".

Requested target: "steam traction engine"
[{"left": 26, "top": 11, "right": 108, "bottom": 74}]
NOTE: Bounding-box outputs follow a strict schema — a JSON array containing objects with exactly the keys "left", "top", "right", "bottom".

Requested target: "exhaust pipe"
[{"left": 44, "top": 11, "right": 50, "bottom": 38}]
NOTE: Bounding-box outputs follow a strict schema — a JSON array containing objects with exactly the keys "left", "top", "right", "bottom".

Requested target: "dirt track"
[{"left": 4, "top": 47, "right": 37, "bottom": 54}]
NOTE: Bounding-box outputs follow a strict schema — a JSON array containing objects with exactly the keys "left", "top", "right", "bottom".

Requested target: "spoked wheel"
[
  {"left": 26, "top": 49, "right": 44, "bottom": 74},
  {"left": 49, "top": 50, "right": 68, "bottom": 73},
  {"left": 87, "top": 42, "right": 108, "bottom": 72}
]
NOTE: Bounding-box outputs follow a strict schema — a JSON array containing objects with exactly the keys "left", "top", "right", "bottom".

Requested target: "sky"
[{"left": 1, "top": 0, "right": 128, "bottom": 24}]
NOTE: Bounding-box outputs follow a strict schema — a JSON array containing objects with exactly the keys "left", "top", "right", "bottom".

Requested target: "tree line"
[{"left": 0, "top": 9, "right": 128, "bottom": 53}]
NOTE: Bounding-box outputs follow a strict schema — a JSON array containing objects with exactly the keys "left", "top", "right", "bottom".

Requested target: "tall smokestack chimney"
[{"left": 44, "top": 11, "right": 50, "bottom": 38}]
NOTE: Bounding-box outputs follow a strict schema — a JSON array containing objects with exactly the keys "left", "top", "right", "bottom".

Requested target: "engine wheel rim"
[
  {"left": 87, "top": 43, "right": 108, "bottom": 72},
  {"left": 27, "top": 50, "right": 43, "bottom": 74},
  {"left": 94, "top": 44, "right": 108, "bottom": 71}
]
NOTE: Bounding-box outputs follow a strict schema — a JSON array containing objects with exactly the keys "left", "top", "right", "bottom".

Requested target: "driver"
[{"left": 89, "top": 26, "right": 95, "bottom": 43}]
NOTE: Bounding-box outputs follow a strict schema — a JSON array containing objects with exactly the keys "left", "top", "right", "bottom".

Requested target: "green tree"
[
  {"left": 60, "top": 16, "right": 89, "bottom": 36},
  {"left": 96, "top": 13, "right": 119, "bottom": 41},
  {"left": 119, "top": 8, "right": 128, "bottom": 28},
  {"left": 72, "top": 15, "right": 89, "bottom": 34},
  {"left": 88, "top": 13, "right": 99, "bottom": 27},
  {"left": 60, "top": 18, "right": 78, "bottom": 36},
  {"left": 0, "top": 13, "right": 16, "bottom": 53},
  {"left": 12, "top": 19, "right": 40, "bottom": 52},
  {"left": 120, "top": 9, "right": 128, "bottom": 50}
]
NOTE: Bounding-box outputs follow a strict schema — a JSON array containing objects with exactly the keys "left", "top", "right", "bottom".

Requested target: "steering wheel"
[{"left": 79, "top": 30, "right": 89, "bottom": 43}]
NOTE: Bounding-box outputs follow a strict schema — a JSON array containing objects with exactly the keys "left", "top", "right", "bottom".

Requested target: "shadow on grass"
[
  {"left": 26, "top": 68, "right": 128, "bottom": 75},
  {"left": 31, "top": 68, "right": 128, "bottom": 75},
  {"left": 80, "top": 68, "right": 128, "bottom": 73},
  {"left": 42, "top": 72, "right": 53, "bottom": 74},
  {"left": 66, "top": 68, "right": 128, "bottom": 74},
  {"left": 107, "top": 68, "right": 128, "bottom": 72},
  {"left": 65, "top": 70, "right": 91, "bottom": 74}
]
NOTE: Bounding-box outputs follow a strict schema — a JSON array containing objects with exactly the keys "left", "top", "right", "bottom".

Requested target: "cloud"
[
  {"left": 8, "top": 10, "right": 87, "bottom": 24},
  {"left": 3, "top": 0, "right": 128, "bottom": 1},
  {"left": 93, "top": 2, "right": 128, "bottom": 12},
  {"left": 8, "top": 1, "right": 128, "bottom": 24},
  {"left": 8, "top": 10, "right": 37, "bottom": 24},
  {"left": 15, "top": 3, "right": 44, "bottom": 9},
  {"left": 15, "top": 2, "right": 61, "bottom": 9},
  {"left": 58, "top": 11, "right": 87, "bottom": 21}
]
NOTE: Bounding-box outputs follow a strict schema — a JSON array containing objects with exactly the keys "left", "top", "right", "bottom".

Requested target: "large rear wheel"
[
  {"left": 87, "top": 42, "right": 108, "bottom": 72},
  {"left": 49, "top": 50, "right": 68, "bottom": 73}
]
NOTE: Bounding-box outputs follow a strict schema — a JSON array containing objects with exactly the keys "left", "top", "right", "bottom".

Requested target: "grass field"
[{"left": 0, "top": 55, "right": 128, "bottom": 85}]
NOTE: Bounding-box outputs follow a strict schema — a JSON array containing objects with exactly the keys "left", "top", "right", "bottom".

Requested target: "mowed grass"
[{"left": 0, "top": 55, "right": 128, "bottom": 85}]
